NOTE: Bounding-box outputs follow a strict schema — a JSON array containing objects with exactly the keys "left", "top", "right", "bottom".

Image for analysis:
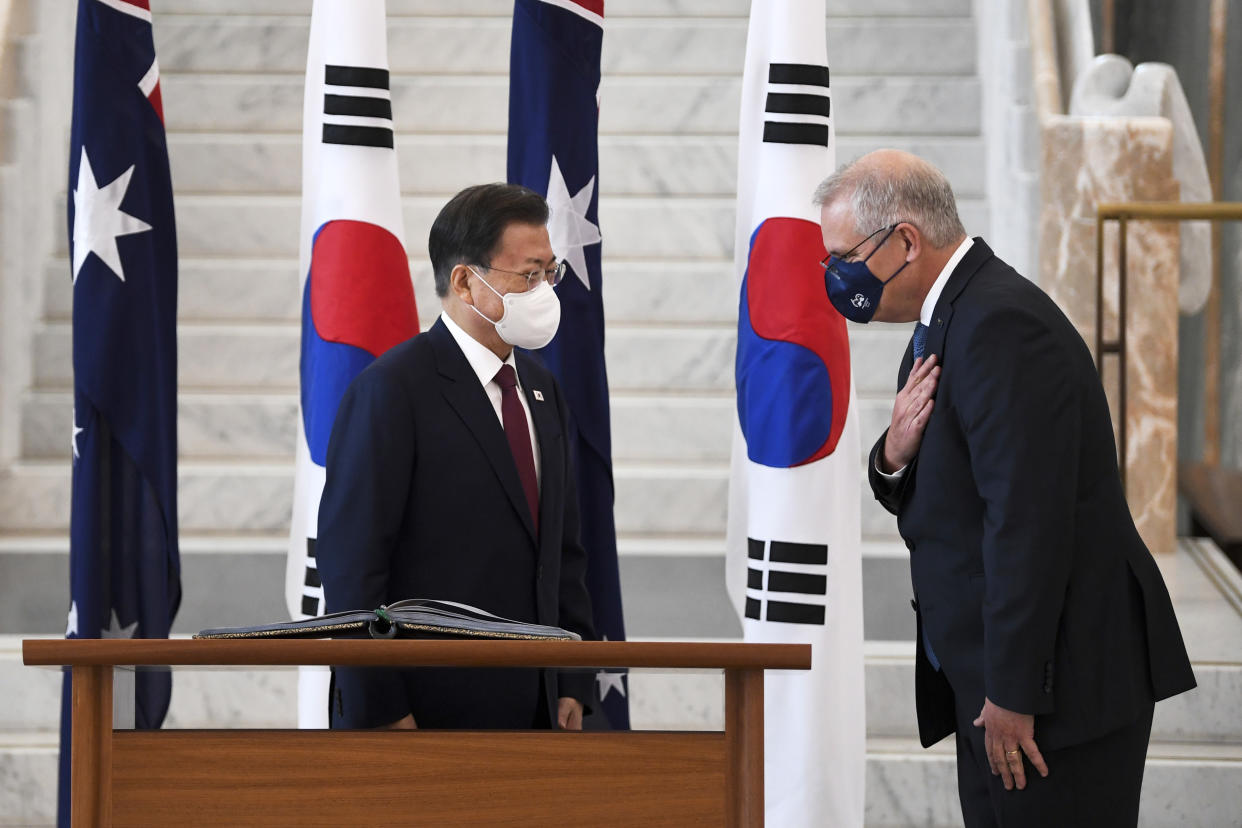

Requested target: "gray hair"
[{"left": 812, "top": 155, "right": 966, "bottom": 248}]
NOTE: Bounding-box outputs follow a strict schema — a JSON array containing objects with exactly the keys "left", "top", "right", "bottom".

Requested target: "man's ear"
[
  {"left": 449, "top": 264, "right": 474, "bottom": 304},
  {"left": 897, "top": 222, "right": 921, "bottom": 262}
]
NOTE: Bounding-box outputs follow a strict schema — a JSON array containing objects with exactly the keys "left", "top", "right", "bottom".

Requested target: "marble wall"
[{"left": 1030, "top": 0, "right": 1181, "bottom": 555}]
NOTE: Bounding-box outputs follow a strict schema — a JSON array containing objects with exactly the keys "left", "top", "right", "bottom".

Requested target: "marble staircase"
[
  {"left": 4, "top": 1, "right": 1239, "bottom": 825},
  {"left": 0, "top": 0, "right": 990, "bottom": 632}
]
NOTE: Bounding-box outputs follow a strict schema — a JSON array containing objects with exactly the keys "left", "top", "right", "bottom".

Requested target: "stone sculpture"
[{"left": 1070, "top": 54, "right": 1213, "bottom": 315}]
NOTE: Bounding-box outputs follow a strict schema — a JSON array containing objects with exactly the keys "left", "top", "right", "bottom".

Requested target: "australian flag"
[
  {"left": 507, "top": 0, "right": 629, "bottom": 728},
  {"left": 59, "top": 0, "right": 181, "bottom": 823}
]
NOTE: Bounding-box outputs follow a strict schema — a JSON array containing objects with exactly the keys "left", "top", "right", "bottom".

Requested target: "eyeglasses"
[
  {"left": 819, "top": 223, "right": 900, "bottom": 271},
  {"left": 480, "top": 260, "right": 567, "bottom": 289}
]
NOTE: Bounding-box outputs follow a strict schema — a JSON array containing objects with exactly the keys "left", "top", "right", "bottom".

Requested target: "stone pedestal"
[{"left": 1033, "top": 1, "right": 1182, "bottom": 555}]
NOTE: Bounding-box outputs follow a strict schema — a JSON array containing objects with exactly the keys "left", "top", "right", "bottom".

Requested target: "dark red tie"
[{"left": 494, "top": 364, "right": 539, "bottom": 533}]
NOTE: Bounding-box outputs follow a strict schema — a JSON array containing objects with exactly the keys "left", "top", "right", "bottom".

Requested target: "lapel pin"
[{"left": 533, "top": 390, "right": 544, "bottom": 401}]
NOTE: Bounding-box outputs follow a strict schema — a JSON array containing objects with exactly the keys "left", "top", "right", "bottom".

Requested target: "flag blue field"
[
  {"left": 726, "top": 1, "right": 866, "bottom": 824},
  {"left": 507, "top": 0, "right": 629, "bottom": 728},
  {"left": 285, "top": 0, "right": 419, "bottom": 727},
  {"left": 59, "top": 0, "right": 181, "bottom": 823}
]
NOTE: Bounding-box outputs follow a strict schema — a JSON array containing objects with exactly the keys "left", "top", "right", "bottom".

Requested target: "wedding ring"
[{"left": 1005, "top": 749, "right": 1020, "bottom": 756}]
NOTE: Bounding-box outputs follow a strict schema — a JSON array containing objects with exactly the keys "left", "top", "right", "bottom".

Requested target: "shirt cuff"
[{"left": 874, "top": 454, "right": 907, "bottom": 481}]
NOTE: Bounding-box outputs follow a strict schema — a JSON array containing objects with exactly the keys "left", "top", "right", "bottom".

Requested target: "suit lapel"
[
  {"left": 430, "top": 320, "right": 538, "bottom": 543},
  {"left": 924, "top": 237, "right": 993, "bottom": 361},
  {"left": 894, "top": 239, "right": 995, "bottom": 486}
]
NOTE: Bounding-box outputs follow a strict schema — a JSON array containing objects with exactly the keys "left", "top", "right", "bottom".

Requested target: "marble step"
[
  {"left": 152, "top": 14, "right": 977, "bottom": 77},
  {"left": 0, "top": 453, "right": 890, "bottom": 537},
  {"left": 43, "top": 255, "right": 744, "bottom": 327},
  {"left": 18, "top": 388, "right": 896, "bottom": 467},
  {"left": 151, "top": 0, "right": 974, "bottom": 19},
  {"left": 49, "top": 188, "right": 990, "bottom": 266},
  {"left": 44, "top": 241, "right": 973, "bottom": 335},
  {"left": 156, "top": 73, "right": 983, "bottom": 137},
  {"left": 0, "top": 457, "right": 902, "bottom": 539},
  {"left": 2, "top": 733, "right": 1235, "bottom": 828},
  {"left": 865, "top": 736, "right": 1242, "bottom": 828},
  {"left": 43, "top": 256, "right": 747, "bottom": 326},
  {"left": 0, "top": 541, "right": 913, "bottom": 640},
  {"left": 21, "top": 390, "right": 299, "bottom": 461},
  {"left": 160, "top": 133, "right": 988, "bottom": 197},
  {"left": 0, "top": 733, "right": 59, "bottom": 828},
  {"left": 30, "top": 320, "right": 912, "bottom": 397},
  {"left": 52, "top": 193, "right": 721, "bottom": 260},
  {"left": 52, "top": 190, "right": 992, "bottom": 261}
]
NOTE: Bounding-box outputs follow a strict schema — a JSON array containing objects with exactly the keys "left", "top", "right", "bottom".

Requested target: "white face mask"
[{"left": 467, "top": 267, "right": 562, "bottom": 350}]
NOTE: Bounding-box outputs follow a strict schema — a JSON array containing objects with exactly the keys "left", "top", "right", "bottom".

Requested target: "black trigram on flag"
[
  {"left": 301, "top": 538, "right": 324, "bottom": 618},
  {"left": 322, "top": 64, "right": 394, "bottom": 149},
  {"left": 744, "top": 537, "right": 827, "bottom": 625},
  {"left": 762, "top": 62, "right": 831, "bottom": 148}
]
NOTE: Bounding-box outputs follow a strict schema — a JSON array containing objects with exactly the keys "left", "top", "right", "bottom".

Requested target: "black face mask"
[{"left": 823, "top": 223, "right": 909, "bottom": 323}]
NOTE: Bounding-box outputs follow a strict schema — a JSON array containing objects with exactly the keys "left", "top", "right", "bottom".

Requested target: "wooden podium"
[{"left": 24, "top": 638, "right": 810, "bottom": 827}]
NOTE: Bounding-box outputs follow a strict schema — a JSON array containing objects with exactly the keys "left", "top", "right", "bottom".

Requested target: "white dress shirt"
[
  {"left": 440, "top": 312, "right": 541, "bottom": 490},
  {"left": 918, "top": 237, "right": 973, "bottom": 326},
  {"left": 877, "top": 236, "right": 973, "bottom": 481}
]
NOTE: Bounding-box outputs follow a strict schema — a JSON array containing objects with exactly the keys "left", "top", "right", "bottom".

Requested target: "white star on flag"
[
  {"left": 594, "top": 635, "right": 627, "bottom": 701},
  {"left": 545, "top": 155, "right": 601, "bottom": 291},
  {"left": 71, "top": 409, "right": 85, "bottom": 462},
  {"left": 596, "top": 669, "right": 627, "bottom": 702},
  {"left": 66, "top": 600, "right": 78, "bottom": 637},
  {"left": 72, "top": 147, "right": 152, "bottom": 284},
  {"left": 101, "top": 609, "right": 139, "bottom": 639}
]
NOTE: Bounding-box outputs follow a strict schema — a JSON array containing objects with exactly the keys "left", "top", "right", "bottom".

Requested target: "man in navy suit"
[
  {"left": 316, "top": 183, "right": 595, "bottom": 730},
  {"left": 816, "top": 150, "right": 1195, "bottom": 826}
]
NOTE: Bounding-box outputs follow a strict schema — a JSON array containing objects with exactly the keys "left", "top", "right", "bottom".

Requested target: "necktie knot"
[
  {"left": 494, "top": 363, "right": 518, "bottom": 391},
  {"left": 913, "top": 322, "right": 929, "bottom": 360}
]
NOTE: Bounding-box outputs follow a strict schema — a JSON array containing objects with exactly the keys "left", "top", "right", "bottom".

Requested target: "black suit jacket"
[
  {"left": 316, "top": 317, "right": 595, "bottom": 729},
  {"left": 868, "top": 239, "right": 1195, "bottom": 750}
]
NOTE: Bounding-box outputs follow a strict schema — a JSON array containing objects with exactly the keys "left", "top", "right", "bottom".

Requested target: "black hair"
[{"left": 428, "top": 183, "right": 550, "bottom": 297}]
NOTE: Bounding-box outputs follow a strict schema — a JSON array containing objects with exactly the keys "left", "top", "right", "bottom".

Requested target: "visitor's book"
[{"left": 195, "top": 598, "right": 581, "bottom": 641}]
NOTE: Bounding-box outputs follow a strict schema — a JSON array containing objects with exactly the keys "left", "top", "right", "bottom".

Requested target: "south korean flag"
[
  {"left": 725, "top": 1, "right": 865, "bottom": 825},
  {"left": 287, "top": 0, "right": 419, "bottom": 728}
]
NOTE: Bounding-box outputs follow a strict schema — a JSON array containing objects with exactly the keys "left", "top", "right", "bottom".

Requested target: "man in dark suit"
[
  {"left": 816, "top": 150, "right": 1196, "bottom": 826},
  {"left": 316, "top": 183, "right": 595, "bottom": 731}
]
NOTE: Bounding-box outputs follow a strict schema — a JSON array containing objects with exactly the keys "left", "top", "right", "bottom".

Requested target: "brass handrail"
[{"left": 1094, "top": 201, "right": 1242, "bottom": 492}]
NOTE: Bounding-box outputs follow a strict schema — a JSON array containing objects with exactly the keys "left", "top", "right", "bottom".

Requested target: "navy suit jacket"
[
  {"left": 868, "top": 239, "right": 1195, "bottom": 750},
  {"left": 317, "top": 317, "right": 595, "bottom": 729}
]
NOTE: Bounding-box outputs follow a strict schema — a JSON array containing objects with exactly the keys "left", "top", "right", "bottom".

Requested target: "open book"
[{"left": 194, "top": 598, "right": 581, "bottom": 641}]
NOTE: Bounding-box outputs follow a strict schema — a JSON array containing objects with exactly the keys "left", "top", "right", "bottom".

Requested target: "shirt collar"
[
  {"left": 920, "top": 236, "right": 974, "bottom": 326},
  {"left": 440, "top": 311, "right": 517, "bottom": 388}
]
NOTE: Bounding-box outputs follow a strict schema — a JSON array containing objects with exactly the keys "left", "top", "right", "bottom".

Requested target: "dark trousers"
[{"left": 954, "top": 701, "right": 1155, "bottom": 827}]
